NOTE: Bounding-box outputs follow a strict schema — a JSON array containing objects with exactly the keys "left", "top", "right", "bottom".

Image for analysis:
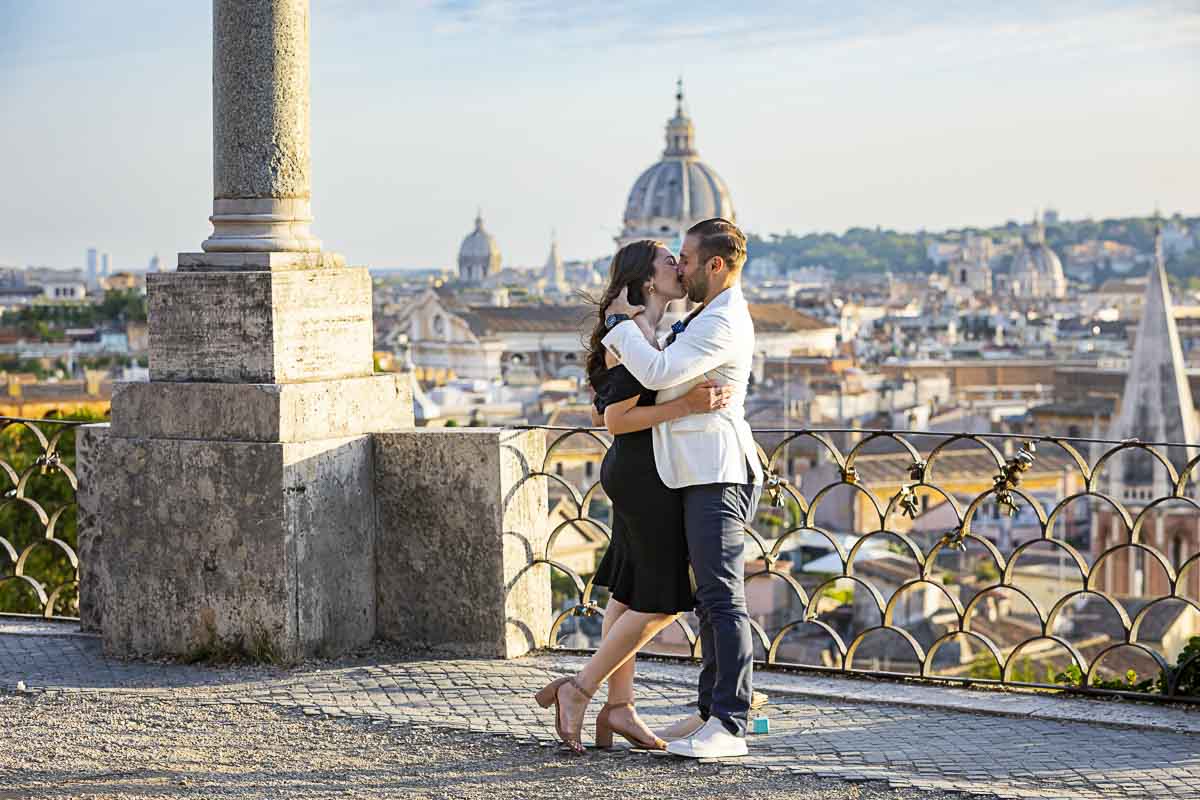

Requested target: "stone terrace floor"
[{"left": 1, "top": 619, "right": 1198, "bottom": 800}]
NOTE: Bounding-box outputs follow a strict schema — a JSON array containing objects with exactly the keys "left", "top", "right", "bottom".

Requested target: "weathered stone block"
[
  {"left": 373, "top": 428, "right": 549, "bottom": 657},
  {"left": 110, "top": 373, "right": 414, "bottom": 443},
  {"left": 147, "top": 268, "right": 373, "bottom": 383},
  {"left": 77, "top": 426, "right": 376, "bottom": 660},
  {"left": 76, "top": 424, "right": 108, "bottom": 634}
]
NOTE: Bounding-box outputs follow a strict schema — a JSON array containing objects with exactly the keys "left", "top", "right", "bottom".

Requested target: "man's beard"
[{"left": 684, "top": 272, "right": 708, "bottom": 303}]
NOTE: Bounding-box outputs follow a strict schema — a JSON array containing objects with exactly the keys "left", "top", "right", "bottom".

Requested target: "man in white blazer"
[{"left": 601, "top": 218, "right": 762, "bottom": 759}]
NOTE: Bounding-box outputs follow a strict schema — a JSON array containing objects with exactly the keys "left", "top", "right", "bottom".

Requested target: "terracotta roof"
[
  {"left": 748, "top": 304, "right": 834, "bottom": 332},
  {"left": 460, "top": 305, "right": 592, "bottom": 337}
]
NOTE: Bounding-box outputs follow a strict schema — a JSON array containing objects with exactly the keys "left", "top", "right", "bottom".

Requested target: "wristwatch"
[{"left": 605, "top": 313, "right": 631, "bottom": 331}]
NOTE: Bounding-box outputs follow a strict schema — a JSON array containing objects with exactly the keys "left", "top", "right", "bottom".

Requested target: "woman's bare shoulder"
[{"left": 604, "top": 351, "right": 619, "bottom": 369}]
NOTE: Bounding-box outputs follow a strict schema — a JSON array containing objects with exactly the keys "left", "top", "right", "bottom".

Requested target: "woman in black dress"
[{"left": 534, "top": 240, "right": 732, "bottom": 753}]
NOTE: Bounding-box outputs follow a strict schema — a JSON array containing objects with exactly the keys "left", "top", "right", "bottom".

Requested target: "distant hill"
[{"left": 747, "top": 214, "right": 1200, "bottom": 279}]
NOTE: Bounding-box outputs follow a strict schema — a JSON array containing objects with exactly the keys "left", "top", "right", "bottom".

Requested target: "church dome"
[
  {"left": 1009, "top": 218, "right": 1066, "bottom": 299},
  {"left": 458, "top": 211, "right": 501, "bottom": 283},
  {"left": 619, "top": 81, "right": 734, "bottom": 246}
]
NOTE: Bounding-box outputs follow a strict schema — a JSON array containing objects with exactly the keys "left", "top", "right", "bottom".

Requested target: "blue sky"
[{"left": 1, "top": 1, "right": 1197, "bottom": 271}]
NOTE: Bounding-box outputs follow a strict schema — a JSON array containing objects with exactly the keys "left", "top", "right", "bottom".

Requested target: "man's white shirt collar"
[{"left": 695, "top": 282, "right": 744, "bottom": 317}]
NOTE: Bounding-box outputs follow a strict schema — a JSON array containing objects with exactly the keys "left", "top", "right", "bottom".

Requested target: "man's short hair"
[{"left": 686, "top": 218, "right": 747, "bottom": 273}]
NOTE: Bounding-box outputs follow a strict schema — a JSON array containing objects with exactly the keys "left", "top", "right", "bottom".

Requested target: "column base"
[
  {"left": 201, "top": 198, "right": 322, "bottom": 253},
  {"left": 179, "top": 251, "right": 345, "bottom": 272},
  {"left": 78, "top": 425, "right": 377, "bottom": 661}
]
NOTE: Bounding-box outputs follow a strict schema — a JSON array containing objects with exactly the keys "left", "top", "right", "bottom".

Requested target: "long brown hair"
[{"left": 584, "top": 239, "right": 662, "bottom": 389}]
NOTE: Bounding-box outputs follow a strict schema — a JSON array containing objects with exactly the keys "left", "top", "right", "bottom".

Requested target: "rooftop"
[
  {"left": 460, "top": 305, "right": 591, "bottom": 336},
  {"left": 746, "top": 303, "right": 835, "bottom": 332}
]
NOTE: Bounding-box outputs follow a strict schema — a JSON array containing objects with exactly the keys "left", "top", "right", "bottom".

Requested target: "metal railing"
[
  {"left": 531, "top": 425, "right": 1200, "bottom": 701},
  {"left": 4, "top": 415, "right": 1196, "bottom": 701},
  {"left": 0, "top": 416, "right": 86, "bottom": 620}
]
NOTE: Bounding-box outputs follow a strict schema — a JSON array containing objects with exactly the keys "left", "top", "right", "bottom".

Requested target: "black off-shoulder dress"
[{"left": 591, "top": 364, "right": 694, "bottom": 614}]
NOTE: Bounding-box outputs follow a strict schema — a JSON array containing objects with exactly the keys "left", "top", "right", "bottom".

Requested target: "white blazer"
[{"left": 602, "top": 283, "right": 763, "bottom": 490}]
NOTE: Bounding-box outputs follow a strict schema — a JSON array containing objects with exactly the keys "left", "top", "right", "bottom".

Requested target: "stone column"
[
  {"left": 204, "top": 0, "right": 320, "bottom": 254},
  {"left": 77, "top": 0, "right": 413, "bottom": 661}
]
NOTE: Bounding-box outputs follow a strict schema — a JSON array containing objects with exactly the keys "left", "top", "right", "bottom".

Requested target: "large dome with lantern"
[{"left": 618, "top": 81, "right": 735, "bottom": 249}]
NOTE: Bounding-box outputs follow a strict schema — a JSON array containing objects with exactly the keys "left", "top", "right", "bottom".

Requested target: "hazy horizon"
[{"left": 2, "top": 1, "right": 1197, "bottom": 272}]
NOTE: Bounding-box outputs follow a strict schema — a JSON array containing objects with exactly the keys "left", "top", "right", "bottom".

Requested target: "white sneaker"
[
  {"left": 657, "top": 712, "right": 705, "bottom": 742},
  {"left": 666, "top": 716, "right": 748, "bottom": 759}
]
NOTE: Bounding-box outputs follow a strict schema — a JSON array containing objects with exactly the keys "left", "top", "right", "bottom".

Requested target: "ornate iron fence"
[
  {"left": 531, "top": 425, "right": 1200, "bottom": 701},
  {"left": 6, "top": 415, "right": 1198, "bottom": 701},
  {"left": 0, "top": 416, "right": 85, "bottom": 620}
]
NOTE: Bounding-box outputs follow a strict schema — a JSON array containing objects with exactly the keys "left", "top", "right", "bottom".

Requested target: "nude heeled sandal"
[
  {"left": 595, "top": 702, "right": 667, "bottom": 751},
  {"left": 534, "top": 675, "right": 591, "bottom": 754}
]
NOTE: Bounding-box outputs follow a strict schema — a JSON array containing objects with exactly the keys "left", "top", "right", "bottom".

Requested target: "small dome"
[
  {"left": 458, "top": 211, "right": 501, "bottom": 283},
  {"left": 619, "top": 81, "right": 735, "bottom": 246},
  {"left": 1010, "top": 218, "right": 1066, "bottom": 299}
]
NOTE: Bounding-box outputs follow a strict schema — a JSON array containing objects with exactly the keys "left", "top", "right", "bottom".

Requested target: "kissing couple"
[{"left": 535, "top": 217, "right": 762, "bottom": 758}]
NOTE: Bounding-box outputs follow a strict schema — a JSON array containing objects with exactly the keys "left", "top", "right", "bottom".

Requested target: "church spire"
[
  {"left": 544, "top": 229, "right": 565, "bottom": 292},
  {"left": 1106, "top": 225, "right": 1199, "bottom": 498}
]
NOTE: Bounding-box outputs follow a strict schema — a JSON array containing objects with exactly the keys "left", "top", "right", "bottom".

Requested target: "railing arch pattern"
[
  {"left": 0, "top": 416, "right": 85, "bottom": 619},
  {"left": 530, "top": 425, "right": 1200, "bottom": 702}
]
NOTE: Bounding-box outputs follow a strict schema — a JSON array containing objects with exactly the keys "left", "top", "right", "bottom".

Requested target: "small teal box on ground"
[{"left": 751, "top": 717, "right": 769, "bottom": 734}]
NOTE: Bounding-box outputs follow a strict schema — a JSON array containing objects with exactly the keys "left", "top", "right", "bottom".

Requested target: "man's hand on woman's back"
[{"left": 683, "top": 381, "right": 732, "bottom": 414}]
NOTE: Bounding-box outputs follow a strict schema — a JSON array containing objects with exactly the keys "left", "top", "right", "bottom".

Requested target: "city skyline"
[{"left": 1, "top": 1, "right": 1197, "bottom": 271}]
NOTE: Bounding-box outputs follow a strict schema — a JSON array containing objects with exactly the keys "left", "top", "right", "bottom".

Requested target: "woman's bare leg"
[
  {"left": 602, "top": 600, "right": 635, "bottom": 703},
  {"left": 600, "top": 600, "right": 672, "bottom": 741},
  {"left": 558, "top": 610, "right": 678, "bottom": 738}
]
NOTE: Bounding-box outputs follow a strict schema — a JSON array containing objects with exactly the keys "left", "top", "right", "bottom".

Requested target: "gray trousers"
[{"left": 682, "top": 479, "right": 761, "bottom": 736}]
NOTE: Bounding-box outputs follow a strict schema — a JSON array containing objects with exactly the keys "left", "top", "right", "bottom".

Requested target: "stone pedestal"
[
  {"left": 74, "top": 0, "right": 422, "bottom": 661},
  {"left": 373, "top": 429, "right": 550, "bottom": 657},
  {"left": 76, "top": 0, "right": 557, "bottom": 664},
  {"left": 147, "top": 268, "right": 374, "bottom": 383},
  {"left": 79, "top": 424, "right": 379, "bottom": 660}
]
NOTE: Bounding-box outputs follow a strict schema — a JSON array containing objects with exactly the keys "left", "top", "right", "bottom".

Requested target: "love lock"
[
  {"left": 764, "top": 470, "right": 787, "bottom": 508},
  {"left": 939, "top": 526, "right": 969, "bottom": 551},
  {"left": 574, "top": 601, "right": 601, "bottom": 618},
  {"left": 898, "top": 485, "right": 921, "bottom": 519},
  {"left": 996, "top": 489, "right": 1020, "bottom": 517},
  {"left": 35, "top": 451, "right": 61, "bottom": 476},
  {"left": 993, "top": 441, "right": 1037, "bottom": 518}
]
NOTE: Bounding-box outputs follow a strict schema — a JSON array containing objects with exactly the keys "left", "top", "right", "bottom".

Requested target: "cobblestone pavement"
[
  {"left": 0, "top": 693, "right": 963, "bottom": 800},
  {"left": 2, "top": 621, "right": 1198, "bottom": 800}
]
